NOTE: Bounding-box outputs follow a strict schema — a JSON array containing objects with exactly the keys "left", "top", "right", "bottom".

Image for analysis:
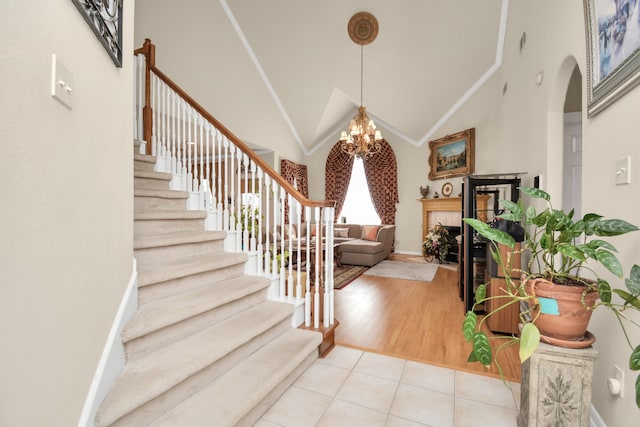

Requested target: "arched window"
[
  {"left": 325, "top": 139, "right": 398, "bottom": 225},
  {"left": 338, "top": 158, "right": 380, "bottom": 224}
]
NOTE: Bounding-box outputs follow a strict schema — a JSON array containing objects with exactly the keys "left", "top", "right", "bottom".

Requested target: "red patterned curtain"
[
  {"left": 280, "top": 159, "right": 309, "bottom": 223},
  {"left": 362, "top": 140, "right": 399, "bottom": 225},
  {"left": 325, "top": 144, "right": 355, "bottom": 223}
]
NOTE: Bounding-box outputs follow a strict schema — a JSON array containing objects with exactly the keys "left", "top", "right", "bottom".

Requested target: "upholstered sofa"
[
  {"left": 332, "top": 224, "right": 396, "bottom": 267},
  {"left": 277, "top": 223, "right": 395, "bottom": 267}
]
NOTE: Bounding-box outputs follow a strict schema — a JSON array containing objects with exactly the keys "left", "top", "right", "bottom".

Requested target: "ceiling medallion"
[
  {"left": 348, "top": 12, "right": 379, "bottom": 45},
  {"left": 341, "top": 11, "right": 383, "bottom": 159}
]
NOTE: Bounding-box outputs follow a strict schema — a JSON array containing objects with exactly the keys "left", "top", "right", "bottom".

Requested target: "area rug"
[
  {"left": 363, "top": 260, "right": 438, "bottom": 282},
  {"left": 334, "top": 265, "right": 369, "bottom": 289}
]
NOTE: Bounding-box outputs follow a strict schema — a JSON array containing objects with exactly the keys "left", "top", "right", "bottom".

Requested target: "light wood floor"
[{"left": 334, "top": 254, "right": 521, "bottom": 382}]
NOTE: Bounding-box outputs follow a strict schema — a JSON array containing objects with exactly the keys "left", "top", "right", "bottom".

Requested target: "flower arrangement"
[{"left": 422, "top": 224, "right": 451, "bottom": 263}]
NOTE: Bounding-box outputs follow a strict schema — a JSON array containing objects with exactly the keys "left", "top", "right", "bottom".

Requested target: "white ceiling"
[{"left": 223, "top": 0, "right": 506, "bottom": 154}]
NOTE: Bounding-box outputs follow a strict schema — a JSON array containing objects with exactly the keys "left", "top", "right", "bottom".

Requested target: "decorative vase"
[{"left": 525, "top": 277, "right": 598, "bottom": 347}]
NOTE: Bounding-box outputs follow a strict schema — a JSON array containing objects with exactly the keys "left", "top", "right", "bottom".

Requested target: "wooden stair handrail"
[{"left": 134, "top": 39, "right": 334, "bottom": 209}]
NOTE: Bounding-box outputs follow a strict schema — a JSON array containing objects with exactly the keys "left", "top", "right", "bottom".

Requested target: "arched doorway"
[
  {"left": 545, "top": 57, "right": 582, "bottom": 209},
  {"left": 562, "top": 65, "right": 583, "bottom": 218}
]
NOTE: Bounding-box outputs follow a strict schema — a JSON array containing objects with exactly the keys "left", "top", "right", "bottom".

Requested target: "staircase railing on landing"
[{"left": 133, "top": 39, "right": 336, "bottom": 330}]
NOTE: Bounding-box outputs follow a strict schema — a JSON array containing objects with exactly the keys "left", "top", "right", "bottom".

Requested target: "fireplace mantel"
[{"left": 418, "top": 195, "right": 490, "bottom": 240}]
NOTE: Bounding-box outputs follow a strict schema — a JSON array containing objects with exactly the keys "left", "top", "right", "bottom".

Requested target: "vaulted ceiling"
[{"left": 222, "top": 0, "right": 506, "bottom": 154}]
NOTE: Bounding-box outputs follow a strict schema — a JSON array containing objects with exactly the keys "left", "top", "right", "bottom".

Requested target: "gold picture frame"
[
  {"left": 584, "top": 0, "right": 640, "bottom": 116},
  {"left": 428, "top": 128, "right": 475, "bottom": 180}
]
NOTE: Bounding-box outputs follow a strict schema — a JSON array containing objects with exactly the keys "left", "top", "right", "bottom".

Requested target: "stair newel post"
[
  {"left": 242, "top": 154, "right": 250, "bottom": 253},
  {"left": 256, "top": 169, "right": 264, "bottom": 275},
  {"left": 304, "top": 207, "right": 312, "bottom": 326},
  {"left": 135, "top": 38, "right": 154, "bottom": 155},
  {"left": 295, "top": 199, "right": 302, "bottom": 302},
  {"left": 263, "top": 175, "right": 271, "bottom": 276},
  {"left": 134, "top": 53, "right": 145, "bottom": 150},
  {"left": 313, "top": 207, "right": 321, "bottom": 328},
  {"left": 216, "top": 130, "right": 223, "bottom": 230}
]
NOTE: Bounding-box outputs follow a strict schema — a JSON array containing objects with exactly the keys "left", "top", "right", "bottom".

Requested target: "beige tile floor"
[{"left": 255, "top": 346, "right": 520, "bottom": 427}]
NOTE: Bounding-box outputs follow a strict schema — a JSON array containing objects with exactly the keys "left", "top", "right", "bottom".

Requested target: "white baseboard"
[
  {"left": 77, "top": 259, "right": 138, "bottom": 427},
  {"left": 590, "top": 404, "right": 607, "bottom": 427},
  {"left": 393, "top": 250, "right": 421, "bottom": 255}
]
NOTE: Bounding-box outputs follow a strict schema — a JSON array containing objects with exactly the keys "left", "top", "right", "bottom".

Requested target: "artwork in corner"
[
  {"left": 584, "top": 0, "right": 640, "bottom": 116},
  {"left": 428, "top": 128, "right": 475, "bottom": 180},
  {"left": 72, "top": 0, "right": 123, "bottom": 68}
]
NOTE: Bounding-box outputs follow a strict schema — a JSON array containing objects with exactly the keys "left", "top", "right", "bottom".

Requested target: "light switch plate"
[
  {"left": 51, "top": 54, "right": 73, "bottom": 109},
  {"left": 615, "top": 156, "right": 631, "bottom": 185}
]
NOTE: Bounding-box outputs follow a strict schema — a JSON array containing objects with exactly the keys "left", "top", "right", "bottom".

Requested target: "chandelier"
[{"left": 340, "top": 12, "right": 382, "bottom": 159}]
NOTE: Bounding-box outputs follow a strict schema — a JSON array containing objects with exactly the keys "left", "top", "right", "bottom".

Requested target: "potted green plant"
[{"left": 461, "top": 186, "right": 640, "bottom": 408}]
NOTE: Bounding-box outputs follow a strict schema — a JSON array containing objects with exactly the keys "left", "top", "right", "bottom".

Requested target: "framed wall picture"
[
  {"left": 584, "top": 0, "right": 640, "bottom": 116},
  {"left": 428, "top": 128, "right": 475, "bottom": 180},
  {"left": 72, "top": 0, "right": 123, "bottom": 67}
]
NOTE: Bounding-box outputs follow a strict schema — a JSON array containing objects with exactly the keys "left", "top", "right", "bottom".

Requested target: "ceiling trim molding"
[{"left": 222, "top": 0, "right": 509, "bottom": 154}]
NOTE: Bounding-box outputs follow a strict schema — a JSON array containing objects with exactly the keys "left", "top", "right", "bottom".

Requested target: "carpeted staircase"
[{"left": 94, "top": 152, "right": 322, "bottom": 426}]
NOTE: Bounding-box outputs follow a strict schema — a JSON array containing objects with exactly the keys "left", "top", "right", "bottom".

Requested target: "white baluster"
[
  {"left": 242, "top": 154, "right": 249, "bottom": 252},
  {"left": 295, "top": 199, "right": 303, "bottom": 302},
  {"left": 217, "top": 131, "right": 223, "bottom": 230},
  {"left": 264, "top": 175, "right": 271, "bottom": 276},
  {"left": 235, "top": 149, "right": 243, "bottom": 251},
  {"left": 314, "top": 207, "right": 320, "bottom": 328},
  {"left": 304, "top": 206, "right": 311, "bottom": 327},
  {"left": 256, "top": 169, "right": 264, "bottom": 274}
]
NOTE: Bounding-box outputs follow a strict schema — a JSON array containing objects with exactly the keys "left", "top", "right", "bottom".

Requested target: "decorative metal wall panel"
[{"left": 72, "top": 0, "right": 123, "bottom": 67}]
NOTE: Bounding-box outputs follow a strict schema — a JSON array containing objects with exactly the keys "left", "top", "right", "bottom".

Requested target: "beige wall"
[
  {"left": 0, "top": 1, "right": 134, "bottom": 426},
  {"left": 134, "top": 0, "right": 304, "bottom": 168}
]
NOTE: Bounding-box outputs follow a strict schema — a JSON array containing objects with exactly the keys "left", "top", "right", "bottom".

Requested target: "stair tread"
[
  {"left": 134, "top": 169, "right": 172, "bottom": 180},
  {"left": 122, "top": 275, "right": 270, "bottom": 342},
  {"left": 96, "top": 301, "right": 295, "bottom": 427},
  {"left": 134, "top": 188, "right": 189, "bottom": 199},
  {"left": 134, "top": 230, "right": 225, "bottom": 250},
  {"left": 150, "top": 328, "right": 322, "bottom": 427},
  {"left": 137, "top": 252, "right": 248, "bottom": 287},
  {"left": 134, "top": 209, "right": 207, "bottom": 220}
]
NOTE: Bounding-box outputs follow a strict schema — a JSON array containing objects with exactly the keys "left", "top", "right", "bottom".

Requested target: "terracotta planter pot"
[{"left": 525, "top": 277, "right": 599, "bottom": 343}]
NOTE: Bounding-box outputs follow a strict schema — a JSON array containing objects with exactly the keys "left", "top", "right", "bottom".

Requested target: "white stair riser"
[
  {"left": 134, "top": 160, "right": 155, "bottom": 172},
  {"left": 138, "top": 263, "right": 245, "bottom": 304},
  {"left": 134, "top": 218, "right": 205, "bottom": 236},
  {"left": 134, "top": 240, "right": 224, "bottom": 265},
  {"left": 134, "top": 176, "right": 171, "bottom": 190},
  {"left": 134, "top": 195, "right": 187, "bottom": 211},
  {"left": 108, "top": 318, "right": 292, "bottom": 427},
  {"left": 124, "top": 288, "right": 268, "bottom": 362}
]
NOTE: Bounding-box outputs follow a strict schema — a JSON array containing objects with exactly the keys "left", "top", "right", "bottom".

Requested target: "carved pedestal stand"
[{"left": 518, "top": 342, "right": 598, "bottom": 427}]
